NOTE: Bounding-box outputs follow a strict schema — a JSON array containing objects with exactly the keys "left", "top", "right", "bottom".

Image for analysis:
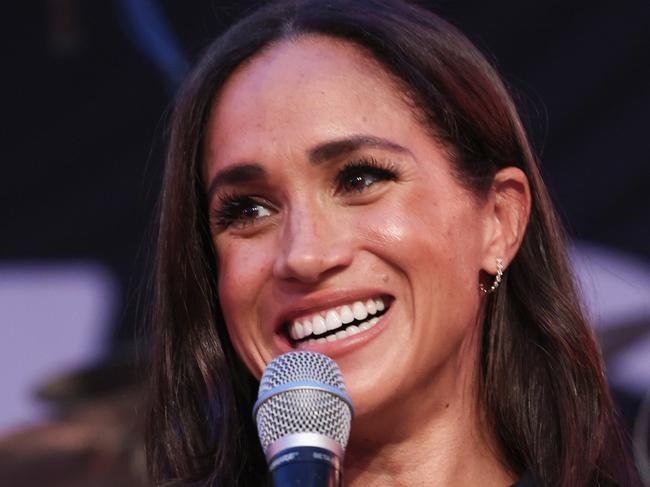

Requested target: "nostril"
[
  {"left": 272, "top": 206, "right": 355, "bottom": 283},
  {"left": 273, "top": 244, "right": 354, "bottom": 283}
]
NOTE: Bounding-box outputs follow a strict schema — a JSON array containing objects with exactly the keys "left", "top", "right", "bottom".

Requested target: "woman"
[{"left": 146, "top": 1, "right": 638, "bottom": 485}]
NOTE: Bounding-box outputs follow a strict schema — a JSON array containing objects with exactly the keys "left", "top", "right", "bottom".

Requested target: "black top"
[{"left": 511, "top": 471, "right": 536, "bottom": 487}]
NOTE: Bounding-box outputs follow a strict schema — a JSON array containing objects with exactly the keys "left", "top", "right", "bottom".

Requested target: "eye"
[
  {"left": 212, "top": 194, "right": 274, "bottom": 230},
  {"left": 335, "top": 157, "right": 398, "bottom": 195}
]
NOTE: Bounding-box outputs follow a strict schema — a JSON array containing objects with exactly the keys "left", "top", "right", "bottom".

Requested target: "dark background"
[{"left": 2, "top": 0, "right": 649, "bottom": 423}]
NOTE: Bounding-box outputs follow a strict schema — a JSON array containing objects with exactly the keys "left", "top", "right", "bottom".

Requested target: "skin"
[{"left": 203, "top": 36, "right": 530, "bottom": 486}]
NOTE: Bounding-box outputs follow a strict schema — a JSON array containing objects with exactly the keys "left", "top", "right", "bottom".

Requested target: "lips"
[{"left": 283, "top": 296, "right": 390, "bottom": 346}]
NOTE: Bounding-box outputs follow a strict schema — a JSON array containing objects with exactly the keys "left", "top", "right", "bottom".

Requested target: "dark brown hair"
[{"left": 146, "top": 1, "right": 637, "bottom": 485}]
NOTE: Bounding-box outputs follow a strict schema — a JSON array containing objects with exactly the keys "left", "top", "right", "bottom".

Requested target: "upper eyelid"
[
  {"left": 336, "top": 157, "right": 398, "bottom": 179},
  {"left": 211, "top": 161, "right": 397, "bottom": 231},
  {"left": 341, "top": 154, "right": 399, "bottom": 170},
  {"left": 212, "top": 156, "right": 398, "bottom": 202},
  {"left": 209, "top": 179, "right": 276, "bottom": 211},
  {"left": 210, "top": 194, "right": 277, "bottom": 232},
  {"left": 214, "top": 193, "right": 275, "bottom": 213}
]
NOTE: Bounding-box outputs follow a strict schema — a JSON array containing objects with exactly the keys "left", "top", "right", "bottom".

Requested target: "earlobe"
[{"left": 481, "top": 167, "right": 531, "bottom": 274}]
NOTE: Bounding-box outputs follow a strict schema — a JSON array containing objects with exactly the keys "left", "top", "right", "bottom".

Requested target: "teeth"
[
  {"left": 312, "top": 315, "right": 327, "bottom": 335},
  {"left": 303, "top": 320, "right": 313, "bottom": 336},
  {"left": 289, "top": 296, "right": 387, "bottom": 341},
  {"left": 293, "top": 321, "right": 304, "bottom": 339},
  {"left": 325, "top": 310, "right": 342, "bottom": 331},
  {"left": 340, "top": 305, "right": 354, "bottom": 324},
  {"left": 352, "top": 301, "right": 368, "bottom": 321}
]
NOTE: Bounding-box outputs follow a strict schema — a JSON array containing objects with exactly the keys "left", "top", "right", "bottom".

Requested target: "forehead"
[{"left": 204, "top": 35, "right": 422, "bottom": 170}]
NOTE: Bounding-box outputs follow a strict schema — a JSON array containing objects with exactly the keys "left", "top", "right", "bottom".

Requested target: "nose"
[{"left": 272, "top": 203, "right": 354, "bottom": 284}]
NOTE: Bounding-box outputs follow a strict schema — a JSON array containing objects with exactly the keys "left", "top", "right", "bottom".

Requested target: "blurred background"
[{"left": 1, "top": 0, "right": 649, "bottom": 485}]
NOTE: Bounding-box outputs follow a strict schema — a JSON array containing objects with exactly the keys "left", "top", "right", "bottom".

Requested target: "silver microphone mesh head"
[{"left": 254, "top": 352, "right": 353, "bottom": 452}]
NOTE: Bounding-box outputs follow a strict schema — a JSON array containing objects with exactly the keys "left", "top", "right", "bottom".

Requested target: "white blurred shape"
[
  {"left": 571, "top": 243, "right": 650, "bottom": 394},
  {"left": 613, "top": 335, "right": 650, "bottom": 392},
  {"left": 0, "top": 261, "right": 118, "bottom": 433}
]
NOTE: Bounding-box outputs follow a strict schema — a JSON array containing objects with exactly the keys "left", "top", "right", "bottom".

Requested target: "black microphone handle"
[{"left": 269, "top": 446, "right": 342, "bottom": 487}]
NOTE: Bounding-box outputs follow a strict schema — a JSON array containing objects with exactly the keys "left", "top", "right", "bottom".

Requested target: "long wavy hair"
[{"left": 146, "top": 1, "right": 637, "bottom": 485}]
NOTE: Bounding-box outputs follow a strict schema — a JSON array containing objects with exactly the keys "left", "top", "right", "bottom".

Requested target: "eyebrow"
[
  {"left": 206, "top": 134, "right": 411, "bottom": 198},
  {"left": 309, "top": 134, "right": 411, "bottom": 164},
  {"left": 206, "top": 163, "right": 266, "bottom": 199}
]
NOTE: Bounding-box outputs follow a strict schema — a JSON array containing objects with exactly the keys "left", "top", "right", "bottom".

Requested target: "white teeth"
[
  {"left": 352, "top": 301, "right": 368, "bottom": 321},
  {"left": 295, "top": 315, "right": 382, "bottom": 344},
  {"left": 303, "top": 320, "right": 313, "bottom": 336},
  {"left": 289, "top": 296, "right": 388, "bottom": 342},
  {"left": 325, "top": 310, "right": 342, "bottom": 331},
  {"left": 366, "top": 299, "right": 377, "bottom": 315},
  {"left": 290, "top": 323, "right": 297, "bottom": 340},
  {"left": 312, "top": 315, "right": 327, "bottom": 335},
  {"left": 291, "top": 320, "right": 303, "bottom": 340},
  {"left": 340, "top": 305, "right": 354, "bottom": 324}
]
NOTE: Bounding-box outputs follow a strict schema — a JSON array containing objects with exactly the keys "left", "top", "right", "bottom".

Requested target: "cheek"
[
  {"left": 215, "top": 237, "right": 274, "bottom": 327},
  {"left": 215, "top": 237, "right": 276, "bottom": 377},
  {"left": 358, "top": 188, "right": 483, "bottom": 297}
]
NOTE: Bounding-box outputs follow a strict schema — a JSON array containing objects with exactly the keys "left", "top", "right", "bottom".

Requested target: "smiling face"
[{"left": 203, "top": 36, "right": 495, "bottom": 425}]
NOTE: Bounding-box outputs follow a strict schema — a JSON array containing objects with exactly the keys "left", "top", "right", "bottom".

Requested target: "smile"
[{"left": 287, "top": 296, "right": 390, "bottom": 346}]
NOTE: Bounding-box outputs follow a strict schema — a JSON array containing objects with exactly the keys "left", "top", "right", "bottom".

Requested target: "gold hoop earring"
[{"left": 480, "top": 257, "right": 504, "bottom": 295}]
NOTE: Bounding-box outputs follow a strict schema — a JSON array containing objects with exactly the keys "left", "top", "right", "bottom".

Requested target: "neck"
[
  {"left": 343, "top": 339, "right": 515, "bottom": 486},
  {"left": 344, "top": 410, "right": 514, "bottom": 486}
]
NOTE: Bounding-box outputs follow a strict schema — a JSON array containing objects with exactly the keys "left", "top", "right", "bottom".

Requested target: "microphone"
[{"left": 253, "top": 351, "right": 354, "bottom": 486}]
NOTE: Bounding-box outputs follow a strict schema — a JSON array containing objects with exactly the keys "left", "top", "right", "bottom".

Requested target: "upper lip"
[{"left": 271, "top": 288, "right": 393, "bottom": 334}]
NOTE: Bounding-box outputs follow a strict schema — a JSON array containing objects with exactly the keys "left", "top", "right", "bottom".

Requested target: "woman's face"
[{"left": 203, "top": 36, "right": 494, "bottom": 420}]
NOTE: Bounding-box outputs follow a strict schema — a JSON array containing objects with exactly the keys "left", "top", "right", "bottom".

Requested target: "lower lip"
[{"left": 274, "top": 304, "right": 394, "bottom": 358}]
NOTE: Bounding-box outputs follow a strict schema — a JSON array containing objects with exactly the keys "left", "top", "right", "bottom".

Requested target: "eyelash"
[
  {"left": 335, "top": 156, "right": 398, "bottom": 194},
  {"left": 212, "top": 157, "right": 399, "bottom": 230},
  {"left": 212, "top": 193, "right": 273, "bottom": 230}
]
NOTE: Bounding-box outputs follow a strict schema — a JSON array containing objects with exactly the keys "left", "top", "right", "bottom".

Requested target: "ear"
[{"left": 481, "top": 167, "right": 531, "bottom": 274}]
